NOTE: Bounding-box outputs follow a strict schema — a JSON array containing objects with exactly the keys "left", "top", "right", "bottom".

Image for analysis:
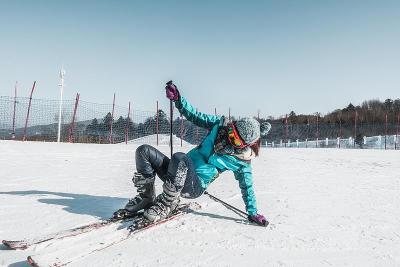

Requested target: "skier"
[{"left": 121, "top": 81, "right": 271, "bottom": 226}]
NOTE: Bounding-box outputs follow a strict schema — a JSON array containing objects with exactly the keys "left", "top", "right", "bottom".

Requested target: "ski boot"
[
  {"left": 113, "top": 172, "right": 156, "bottom": 219},
  {"left": 143, "top": 180, "right": 181, "bottom": 223}
]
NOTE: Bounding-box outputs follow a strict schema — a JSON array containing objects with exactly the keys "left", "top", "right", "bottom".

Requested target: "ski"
[
  {"left": 26, "top": 202, "right": 201, "bottom": 267},
  {"left": 2, "top": 210, "right": 139, "bottom": 250}
]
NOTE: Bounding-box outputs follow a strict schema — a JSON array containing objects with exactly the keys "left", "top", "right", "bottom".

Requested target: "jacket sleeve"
[
  {"left": 175, "top": 96, "right": 220, "bottom": 129},
  {"left": 233, "top": 164, "right": 258, "bottom": 216}
]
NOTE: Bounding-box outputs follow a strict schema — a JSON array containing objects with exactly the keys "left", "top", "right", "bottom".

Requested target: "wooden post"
[{"left": 23, "top": 81, "right": 36, "bottom": 141}]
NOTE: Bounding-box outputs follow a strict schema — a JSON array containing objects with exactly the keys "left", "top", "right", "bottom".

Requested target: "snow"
[
  {"left": 1, "top": 140, "right": 400, "bottom": 266},
  {"left": 126, "top": 134, "right": 193, "bottom": 147}
]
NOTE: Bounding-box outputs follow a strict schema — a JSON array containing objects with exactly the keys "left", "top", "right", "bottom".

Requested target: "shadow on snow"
[
  {"left": 7, "top": 261, "right": 31, "bottom": 267},
  {"left": 0, "top": 190, "right": 128, "bottom": 219},
  {"left": 0, "top": 191, "right": 248, "bottom": 225}
]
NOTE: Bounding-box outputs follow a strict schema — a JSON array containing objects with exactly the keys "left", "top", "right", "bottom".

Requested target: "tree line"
[
  {"left": 84, "top": 109, "right": 208, "bottom": 144},
  {"left": 82, "top": 98, "right": 400, "bottom": 144},
  {"left": 259, "top": 98, "right": 400, "bottom": 143}
]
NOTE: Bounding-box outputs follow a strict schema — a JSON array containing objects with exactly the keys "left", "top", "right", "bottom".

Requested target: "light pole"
[{"left": 57, "top": 67, "right": 66, "bottom": 143}]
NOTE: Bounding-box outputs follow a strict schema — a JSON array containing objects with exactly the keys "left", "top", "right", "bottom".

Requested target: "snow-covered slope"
[
  {"left": 126, "top": 134, "right": 193, "bottom": 147},
  {"left": 0, "top": 141, "right": 399, "bottom": 266}
]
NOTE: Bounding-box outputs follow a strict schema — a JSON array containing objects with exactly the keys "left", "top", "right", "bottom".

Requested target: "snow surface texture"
[
  {"left": 125, "top": 134, "right": 192, "bottom": 147},
  {"left": 0, "top": 140, "right": 400, "bottom": 267}
]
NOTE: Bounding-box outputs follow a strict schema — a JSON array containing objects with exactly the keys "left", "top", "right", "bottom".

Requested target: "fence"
[
  {"left": 0, "top": 96, "right": 209, "bottom": 145},
  {"left": 265, "top": 135, "right": 399, "bottom": 150},
  {"left": 266, "top": 121, "right": 400, "bottom": 149},
  {"left": 0, "top": 95, "right": 399, "bottom": 150}
]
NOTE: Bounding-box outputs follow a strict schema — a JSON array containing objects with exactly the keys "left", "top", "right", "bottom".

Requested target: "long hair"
[{"left": 250, "top": 139, "right": 261, "bottom": 157}]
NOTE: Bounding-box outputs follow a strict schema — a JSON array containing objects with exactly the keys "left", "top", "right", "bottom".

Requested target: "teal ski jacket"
[{"left": 175, "top": 96, "right": 258, "bottom": 216}]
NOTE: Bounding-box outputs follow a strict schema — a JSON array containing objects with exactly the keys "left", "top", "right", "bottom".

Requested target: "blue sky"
[{"left": 1, "top": 0, "right": 399, "bottom": 117}]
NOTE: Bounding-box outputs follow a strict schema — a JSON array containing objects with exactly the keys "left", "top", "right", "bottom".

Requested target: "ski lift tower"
[{"left": 57, "top": 67, "right": 66, "bottom": 143}]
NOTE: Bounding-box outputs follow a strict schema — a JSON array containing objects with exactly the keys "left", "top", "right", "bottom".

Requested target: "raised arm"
[
  {"left": 175, "top": 96, "right": 220, "bottom": 129},
  {"left": 166, "top": 81, "right": 220, "bottom": 129}
]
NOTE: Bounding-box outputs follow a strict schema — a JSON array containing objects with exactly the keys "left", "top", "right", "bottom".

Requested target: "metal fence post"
[
  {"left": 385, "top": 113, "right": 388, "bottom": 150},
  {"left": 68, "top": 93, "right": 80, "bottom": 143},
  {"left": 354, "top": 111, "right": 358, "bottom": 148},
  {"left": 285, "top": 114, "right": 288, "bottom": 147},
  {"left": 339, "top": 117, "right": 342, "bottom": 148},
  {"left": 125, "top": 101, "right": 131, "bottom": 144},
  {"left": 156, "top": 100, "right": 159, "bottom": 146},
  {"left": 12, "top": 82, "right": 17, "bottom": 139},
  {"left": 396, "top": 114, "right": 399, "bottom": 150},
  {"left": 109, "top": 93, "right": 116, "bottom": 144},
  {"left": 316, "top": 114, "right": 319, "bottom": 148},
  {"left": 23, "top": 81, "right": 36, "bottom": 141}
]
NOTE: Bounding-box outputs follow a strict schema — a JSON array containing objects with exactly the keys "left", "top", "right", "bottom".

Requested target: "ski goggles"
[{"left": 227, "top": 123, "right": 248, "bottom": 149}]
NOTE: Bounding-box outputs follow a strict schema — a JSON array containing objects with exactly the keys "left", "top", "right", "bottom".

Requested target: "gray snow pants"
[{"left": 135, "top": 144, "right": 204, "bottom": 199}]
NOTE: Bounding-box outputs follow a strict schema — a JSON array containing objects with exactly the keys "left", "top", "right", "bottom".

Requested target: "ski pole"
[
  {"left": 204, "top": 191, "right": 248, "bottom": 218},
  {"left": 170, "top": 99, "right": 173, "bottom": 159}
]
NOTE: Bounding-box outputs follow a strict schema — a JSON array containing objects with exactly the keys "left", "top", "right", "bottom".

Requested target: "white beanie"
[{"left": 235, "top": 118, "right": 260, "bottom": 144}]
